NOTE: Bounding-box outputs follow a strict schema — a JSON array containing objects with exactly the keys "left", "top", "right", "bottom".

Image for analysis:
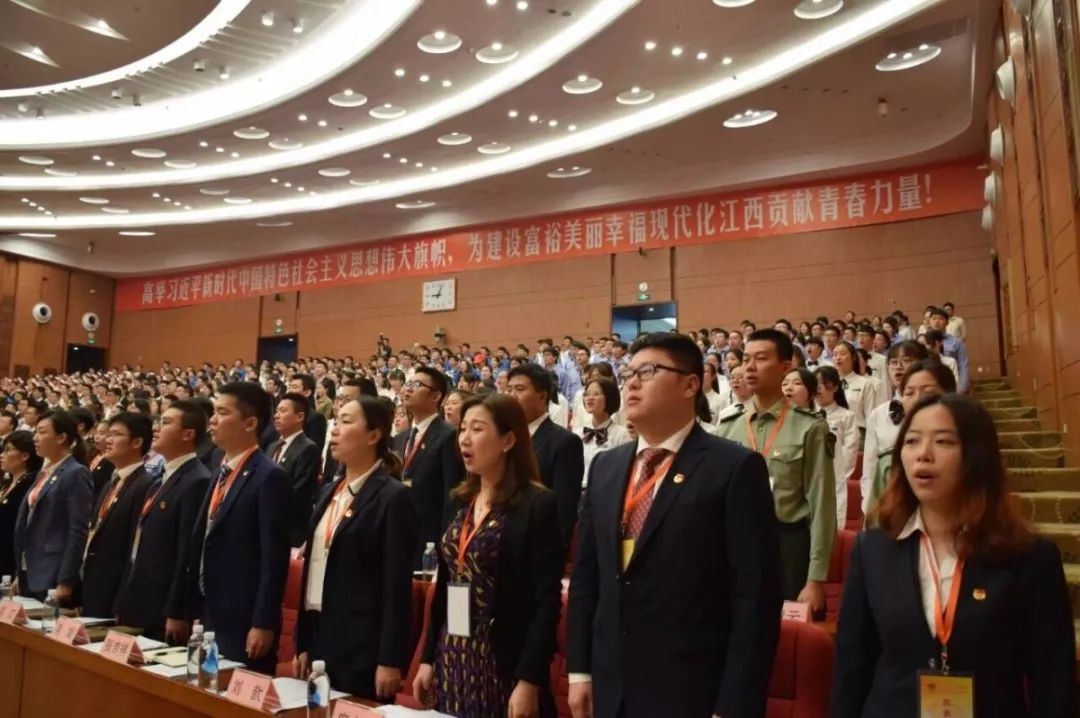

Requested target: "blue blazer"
[
  {"left": 188, "top": 449, "right": 294, "bottom": 672},
  {"left": 13, "top": 456, "right": 93, "bottom": 596}
]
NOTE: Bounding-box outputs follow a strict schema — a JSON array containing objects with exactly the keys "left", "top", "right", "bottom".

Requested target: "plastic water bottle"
[
  {"left": 421, "top": 542, "right": 437, "bottom": 581},
  {"left": 42, "top": 589, "right": 60, "bottom": 633},
  {"left": 186, "top": 622, "right": 205, "bottom": 686},
  {"left": 306, "top": 660, "right": 330, "bottom": 718},
  {"left": 0, "top": 575, "right": 12, "bottom": 600},
  {"left": 198, "top": 630, "right": 219, "bottom": 693}
]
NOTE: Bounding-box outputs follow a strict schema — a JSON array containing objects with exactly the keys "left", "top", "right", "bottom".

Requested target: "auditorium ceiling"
[{"left": 0, "top": 0, "right": 998, "bottom": 274}]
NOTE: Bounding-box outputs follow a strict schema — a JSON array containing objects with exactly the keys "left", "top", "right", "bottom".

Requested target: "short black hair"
[
  {"left": 319, "top": 377, "right": 336, "bottom": 400},
  {"left": 290, "top": 373, "right": 316, "bottom": 395},
  {"left": 923, "top": 329, "right": 946, "bottom": 347},
  {"left": 343, "top": 377, "right": 377, "bottom": 398},
  {"left": 108, "top": 411, "right": 154, "bottom": 456},
  {"left": 413, "top": 366, "right": 449, "bottom": 405},
  {"left": 943, "top": 301, "right": 955, "bottom": 310},
  {"left": 71, "top": 407, "right": 97, "bottom": 433},
  {"left": 929, "top": 306, "right": 949, "bottom": 320},
  {"left": 584, "top": 376, "right": 621, "bottom": 415},
  {"left": 217, "top": 382, "right": 273, "bottom": 436},
  {"left": 167, "top": 399, "right": 208, "bottom": 448},
  {"left": 747, "top": 329, "right": 795, "bottom": 362},
  {"left": 805, "top": 337, "right": 825, "bottom": 349},
  {"left": 507, "top": 364, "right": 554, "bottom": 403},
  {"left": 279, "top": 392, "right": 309, "bottom": 422},
  {"left": 627, "top": 332, "right": 704, "bottom": 386},
  {"left": 191, "top": 396, "right": 215, "bottom": 421}
]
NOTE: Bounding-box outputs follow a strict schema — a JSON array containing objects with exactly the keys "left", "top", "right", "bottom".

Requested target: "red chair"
[
  {"left": 549, "top": 589, "right": 571, "bottom": 717},
  {"left": 396, "top": 578, "right": 436, "bottom": 708},
  {"left": 844, "top": 479, "right": 863, "bottom": 531},
  {"left": 275, "top": 555, "right": 304, "bottom": 677},
  {"left": 824, "top": 530, "right": 858, "bottom": 624},
  {"left": 766, "top": 621, "right": 836, "bottom": 718}
]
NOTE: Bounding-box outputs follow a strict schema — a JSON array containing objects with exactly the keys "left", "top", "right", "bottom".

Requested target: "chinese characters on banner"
[{"left": 115, "top": 159, "right": 985, "bottom": 312}]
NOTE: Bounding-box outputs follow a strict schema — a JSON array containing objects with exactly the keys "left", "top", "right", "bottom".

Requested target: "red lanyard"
[
  {"left": 403, "top": 425, "right": 426, "bottom": 469},
  {"left": 207, "top": 447, "right": 256, "bottom": 521},
  {"left": 139, "top": 480, "right": 166, "bottom": 522},
  {"left": 94, "top": 473, "right": 129, "bottom": 528},
  {"left": 27, "top": 468, "right": 52, "bottom": 508},
  {"left": 456, "top": 500, "right": 489, "bottom": 575},
  {"left": 920, "top": 533, "right": 965, "bottom": 670},
  {"left": 321, "top": 477, "right": 355, "bottom": 549},
  {"left": 620, "top": 454, "right": 675, "bottom": 532},
  {"left": 745, "top": 401, "right": 789, "bottom": 456}
]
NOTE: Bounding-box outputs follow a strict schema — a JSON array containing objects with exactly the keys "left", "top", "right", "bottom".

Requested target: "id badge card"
[
  {"left": 447, "top": 583, "right": 471, "bottom": 638},
  {"left": 130, "top": 526, "right": 142, "bottom": 562},
  {"left": 620, "top": 538, "right": 635, "bottom": 572},
  {"left": 917, "top": 670, "right": 974, "bottom": 718}
]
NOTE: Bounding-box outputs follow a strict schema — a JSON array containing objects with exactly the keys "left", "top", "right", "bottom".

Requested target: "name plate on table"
[
  {"left": 225, "top": 669, "right": 281, "bottom": 712},
  {"left": 0, "top": 599, "right": 27, "bottom": 625},
  {"left": 100, "top": 630, "right": 145, "bottom": 664},
  {"left": 781, "top": 601, "right": 811, "bottom": 622},
  {"left": 333, "top": 700, "right": 382, "bottom": 717},
  {"left": 51, "top": 617, "right": 89, "bottom": 645}
]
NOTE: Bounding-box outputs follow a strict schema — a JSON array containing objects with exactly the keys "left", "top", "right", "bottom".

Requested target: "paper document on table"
[
  {"left": 13, "top": 597, "right": 44, "bottom": 611},
  {"left": 270, "top": 677, "right": 347, "bottom": 712},
  {"left": 75, "top": 616, "right": 115, "bottom": 627},
  {"left": 377, "top": 706, "right": 457, "bottom": 718},
  {"left": 142, "top": 657, "right": 244, "bottom": 678}
]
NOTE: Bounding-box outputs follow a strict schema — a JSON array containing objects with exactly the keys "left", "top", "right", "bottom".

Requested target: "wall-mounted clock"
[{"left": 422, "top": 278, "right": 456, "bottom": 313}]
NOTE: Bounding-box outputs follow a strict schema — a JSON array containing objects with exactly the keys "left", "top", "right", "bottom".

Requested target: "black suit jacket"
[
  {"left": 296, "top": 467, "right": 418, "bottom": 698},
  {"left": 831, "top": 530, "right": 1077, "bottom": 718},
  {"left": 0, "top": 473, "right": 31, "bottom": 578},
  {"left": 304, "top": 412, "right": 328, "bottom": 456},
  {"left": 269, "top": 433, "right": 321, "bottom": 548},
  {"left": 80, "top": 465, "right": 153, "bottom": 617},
  {"left": 531, "top": 418, "right": 584, "bottom": 549},
  {"left": 423, "top": 484, "right": 563, "bottom": 717},
  {"left": 188, "top": 449, "right": 294, "bottom": 674},
  {"left": 196, "top": 436, "right": 217, "bottom": 471},
  {"left": 90, "top": 457, "right": 115, "bottom": 502},
  {"left": 114, "top": 457, "right": 210, "bottom": 640},
  {"left": 567, "top": 424, "right": 782, "bottom": 718},
  {"left": 393, "top": 417, "right": 464, "bottom": 566}
]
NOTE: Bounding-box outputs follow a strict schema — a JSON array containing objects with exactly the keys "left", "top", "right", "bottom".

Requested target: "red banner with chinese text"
[{"left": 115, "top": 159, "right": 985, "bottom": 312}]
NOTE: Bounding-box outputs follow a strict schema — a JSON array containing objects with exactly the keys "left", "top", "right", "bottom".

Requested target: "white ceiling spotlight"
[
  {"left": 670, "top": 46, "right": 684, "bottom": 57},
  {"left": 477, "top": 142, "right": 512, "bottom": 154},
  {"left": 989, "top": 125, "right": 1004, "bottom": 165},
  {"left": 18, "top": 155, "right": 54, "bottom": 166},
  {"left": 644, "top": 40, "right": 657, "bottom": 51},
  {"left": 219, "top": 65, "right": 230, "bottom": 80},
  {"left": 794, "top": 0, "right": 844, "bottom": 20},
  {"left": 119, "top": 231, "right": 156, "bottom": 237},
  {"left": 723, "top": 109, "right": 778, "bottom": 128},
  {"left": 268, "top": 138, "right": 304, "bottom": 150},
  {"left": 996, "top": 57, "right": 1017, "bottom": 107},
  {"left": 418, "top": 30, "right": 462, "bottom": 54},
  {"left": 349, "top": 179, "right": 381, "bottom": 187},
  {"left": 329, "top": 90, "right": 368, "bottom": 107},
  {"left": 696, "top": 51, "right": 708, "bottom": 61},
  {"left": 318, "top": 168, "right": 352, "bottom": 177},
  {"left": 396, "top": 200, "right": 437, "bottom": 209},
  {"left": 981, "top": 205, "right": 994, "bottom": 232},
  {"left": 476, "top": 42, "right": 519, "bottom": 63},
  {"left": 234, "top": 126, "right": 270, "bottom": 139},
  {"left": 261, "top": 11, "right": 275, "bottom": 27},
  {"left": 131, "top": 148, "right": 167, "bottom": 158},
  {"left": 44, "top": 168, "right": 77, "bottom": 177},
  {"left": 199, "top": 188, "right": 230, "bottom": 196},
  {"left": 984, "top": 173, "right": 998, "bottom": 206},
  {"left": 78, "top": 197, "right": 109, "bottom": 205},
  {"left": 292, "top": 18, "right": 304, "bottom": 34},
  {"left": 164, "top": 159, "right": 198, "bottom": 169},
  {"left": 517, "top": 1, "right": 529, "bottom": 9},
  {"left": 224, "top": 197, "right": 253, "bottom": 205},
  {"left": 438, "top": 132, "right": 473, "bottom": 146},
  {"left": 875, "top": 43, "right": 941, "bottom": 71},
  {"left": 546, "top": 166, "right": 592, "bottom": 178},
  {"left": 616, "top": 87, "right": 655, "bottom": 105},
  {"left": 712, "top": 0, "right": 756, "bottom": 6},
  {"left": 563, "top": 74, "right": 603, "bottom": 94},
  {"left": 370, "top": 104, "right": 407, "bottom": 119}
]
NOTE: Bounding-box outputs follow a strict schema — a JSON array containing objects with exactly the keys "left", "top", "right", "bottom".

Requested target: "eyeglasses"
[
  {"left": 888, "top": 357, "right": 918, "bottom": 370},
  {"left": 618, "top": 362, "right": 691, "bottom": 384},
  {"left": 404, "top": 380, "right": 436, "bottom": 391}
]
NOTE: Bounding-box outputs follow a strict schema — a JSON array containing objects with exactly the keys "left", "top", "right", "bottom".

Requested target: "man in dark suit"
[
  {"left": 115, "top": 401, "right": 211, "bottom": 643},
  {"left": 507, "top": 363, "right": 584, "bottom": 549},
  {"left": 288, "top": 373, "right": 328, "bottom": 451},
  {"left": 188, "top": 382, "right": 294, "bottom": 674},
  {"left": 190, "top": 396, "right": 219, "bottom": 471},
  {"left": 80, "top": 412, "right": 154, "bottom": 618},
  {"left": 391, "top": 366, "right": 462, "bottom": 566},
  {"left": 269, "top": 392, "right": 321, "bottom": 547},
  {"left": 567, "top": 332, "right": 782, "bottom": 718}
]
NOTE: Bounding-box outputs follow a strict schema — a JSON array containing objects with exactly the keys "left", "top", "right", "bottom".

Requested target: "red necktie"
[{"left": 626, "top": 448, "right": 671, "bottom": 539}]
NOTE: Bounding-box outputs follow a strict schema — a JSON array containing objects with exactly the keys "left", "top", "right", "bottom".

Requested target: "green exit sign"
[{"left": 637, "top": 292, "right": 650, "bottom": 302}]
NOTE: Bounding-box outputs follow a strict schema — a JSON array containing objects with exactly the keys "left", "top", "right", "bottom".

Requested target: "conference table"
[{"left": 0, "top": 621, "right": 378, "bottom": 718}]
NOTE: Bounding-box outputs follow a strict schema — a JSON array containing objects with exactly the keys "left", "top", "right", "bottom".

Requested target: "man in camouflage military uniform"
[{"left": 716, "top": 329, "right": 836, "bottom": 615}]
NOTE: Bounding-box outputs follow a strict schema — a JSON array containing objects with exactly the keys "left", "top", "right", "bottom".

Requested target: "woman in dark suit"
[
  {"left": 832, "top": 394, "right": 1076, "bottom": 718},
  {"left": 294, "top": 396, "right": 418, "bottom": 701},
  {"left": 413, "top": 393, "right": 562, "bottom": 718},
  {"left": 0, "top": 431, "right": 42, "bottom": 579},
  {"left": 13, "top": 410, "right": 92, "bottom": 603}
]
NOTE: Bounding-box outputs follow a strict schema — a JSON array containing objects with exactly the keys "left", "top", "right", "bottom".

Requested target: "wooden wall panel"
[
  {"left": 10, "top": 260, "right": 69, "bottom": 376},
  {"left": 64, "top": 271, "right": 115, "bottom": 351},
  {"left": 111, "top": 297, "right": 260, "bottom": 368},
  {"left": 613, "top": 248, "right": 670, "bottom": 306},
  {"left": 259, "top": 291, "right": 298, "bottom": 337}
]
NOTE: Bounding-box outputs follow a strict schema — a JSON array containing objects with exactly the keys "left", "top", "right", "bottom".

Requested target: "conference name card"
[
  {"left": 100, "top": 630, "right": 145, "bottom": 664},
  {"left": 781, "top": 601, "right": 811, "bottom": 622},
  {"left": 224, "top": 669, "right": 281, "bottom": 712},
  {"left": 332, "top": 699, "right": 382, "bottom": 717},
  {"left": 0, "top": 599, "right": 27, "bottom": 625},
  {"left": 50, "top": 616, "right": 89, "bottom": 645}
]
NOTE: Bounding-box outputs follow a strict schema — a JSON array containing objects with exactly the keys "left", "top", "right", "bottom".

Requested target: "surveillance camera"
[
  {"left": 193, "top": 59, "right": 206, "bottom": 72},
  {"left": 877, "top": 98, "right": 889, "bottom": 117},
  {"left": 81, "top": 312, "right": 100, "bottom": 332},
  {"left": 31, "top": 303, "right": 53, "bottom": 325}
]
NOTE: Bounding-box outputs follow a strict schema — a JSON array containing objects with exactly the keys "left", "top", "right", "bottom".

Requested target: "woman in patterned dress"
[{"left": 414, "top": 393, "right": 562, "bottom": 718}]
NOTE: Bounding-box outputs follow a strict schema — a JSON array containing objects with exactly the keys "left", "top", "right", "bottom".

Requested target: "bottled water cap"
[
  {"left": 312, "top": 660, "right": 326, "bottom": 673},
  {"left": 46, "top": 588, "right": 57, "bottom": 599},
  {"left": 204, "top": 631, "right": 215, "bottom": 641},
  {"left": 425, "top": 542, "right": 435, "bottom": 550}
]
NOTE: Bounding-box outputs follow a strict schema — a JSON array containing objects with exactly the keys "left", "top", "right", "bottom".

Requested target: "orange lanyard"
[
  {"left": 139, "top": 479, "right": 166, "bottom": 522},
  {"left": 745, "top": 401, "right": 789, "bottom": 456},
  {"left": 321, "top": 477, "right": 355, "bottom": 549},
  {"left": 207, "top": 447, "right": 256, "bottom": 521},
  {"left": 620, "top": 454, "right": 675, "bottom": 532},
  {"left": 27, "top": 467, "right": 54, "bottom": 509},
  {"left": 920, "top": 533, "right": 965, "bottom": 670},
  {"left": 94, "top": 473, "right": 129, "bottom": 528},
  {"left": 403, "top": 425, "right": 426, "bottom": 469},
  {"left": 456, "top": 501, "right": 490, "bottom": 576}
]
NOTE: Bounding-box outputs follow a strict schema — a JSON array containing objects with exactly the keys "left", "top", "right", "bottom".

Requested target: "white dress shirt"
[
  {"left": 273, "top": 430, "right": 303, "bottom": 462},
  {"left": 528, "top": 413, "right": 550, "bottom": 437},
  {"left": 898, "top": 509, "right": 958, "bottom": 637},
  {"left": 822, "top": 403, "right": 857, "bottom": 528},
  {"left": 305, "top": 460, "right": 382, "bottom": 611},
  {"left": 404, "top": 413, "right": 438, "bottom": 458},
  {"left": 162, "top": 451, "right": 198, "bottom": 483},
  {"left": 862, "top": 399, "right": 900, "bottom": 514},
  {"left": 575, "top": 418, "right": 632, "bottom": 488},
  {"left": 114, "top": 461, "right": 144, "bottom": 482}
]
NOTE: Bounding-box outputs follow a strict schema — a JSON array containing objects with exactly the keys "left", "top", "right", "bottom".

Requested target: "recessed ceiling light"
[
  {"left": 215, "top": 146, "right": 225, "bottom": 153},
  {"left": 399, "top": 158, "right": 409, "bottom": 164},
  {"left": 477, "top": 142, "right": 511, "bottom": 154},
  {"left": 438, "top": 132, "right": 473, "bottom": 145},
  {"left": 382, "top": 152, "right": 392, "bottom": 159},
  {"left": 369, "top": 104, "right": 407, "bottom": 119},
  {"left": 712, "top": 0, "right": 756, "bottom": 6},
  {"left": 298, "top": 113, "right": 308, "bottom": 122},
  {"left": 199, "top": 188, "right": 230, "bottom": 196},
  {"left": 44, "top": 168, "right": 77, "bottom": 177},
  {"left": 151, "top": 192, "right": 160, "bottom": 198},
  {"left": 876, "top": 43, "right": 941, "bottom": 71},
  {"left": 723, "top": 109, "right": 778, "bottom": 128},
  {"left": 20, "top": 198, "right": 29, "bottom": 203},
  {"left": 567, "top": 124, "right": 577, "bottom": 131},
  {"left": 430, "top": 167, "right": 439, "bottom": 172},
  {"left": 396, "top": 200, "right": 436, "bottom": 209},
  {"left": 563, "top": 75, "right": 603, "bottom": 94},
  {"left": 317, "top": 119, "right": 328, "bottom": 127},
  {"left": 79, "top": 197, "right": 109, "bottom": 205},
  {"left": 318, "top": 168, "right": 351, "bottom": 177},
  {"left": 441, "top": 79, "right": 452, "bottom": 87},
  {"left": 261, "top": 11, "right": 274, "bottom": 27},
  {"left": 476, "top": 42, "right": 519, "bottom": 63},
  {"left": 486, "top": 0, "right": 498, "bottom": 5},
  {"left": 292, "top": 18, "right": 304, "bottom": 34},
  {"left": 395, "top": 68, "right": 406, "bottom": 78},
  {"left": 548, "top": 119, "right": 559, "bottom": 127},
  {"left": 224, "top": 197, "right": 252, "bottom": 204},
  {"left": 283, "top": 182, "right": 293, "bottom": 188},
  {"left": 234, "top": 126, "right": 270, "bottom": 139},
  {"left": 794, "top": 0, "right": 844, "bottom": 19},
  {"left": 163, "top": 197, "right": 171, "bottom": 202},
  {"left": 18, "top": 232, "right": 56, "bottom": 238},
  {"left": 165, "top": 159, "right": 198, "bottom": 169},
  {"left": 105, "top": 160, "right": 115, "bottom": 167},
  {"left": 415, "top": 162, "right": 423, "bottom": 168},
  {"left": 270, "top": 177, "right": 279, "bottom": 183},
  {"left": 219, "top": 66, "right": 230, "bottom": 80},
  {"left": 184, "top": 205, "right": 193, "bottom": 210},
  {"left": 644, "top": 40, "right": 657, "bottom": 51},
  {"left": 18, "top": 156, "right": 54, "bottom": 166},
  {"left": 296, "top": 186, "right": 305, "bottom": 192},
  {"left": 419, "top": 74, "right": 430, "bottom": 82},
  {"left": 508, "top": 109, "right": 519, "bottom": 118},
  {"left": 671, "top": 46, "right": 684, "bottom": 57},
  {"left": 697, "top": 51, "right": 708, "bottom": 60},
  {"left": 517, "top": 0, "right": 529, "bottom": 9},
  {"left": 349, "top": 178, "right": 381, "bottom": 187},
  {"left": 329, "top": 91, "right": 368, "bottom": 107},
  {"left": 119, "top": 231, "right": 156, "bottom": 236},
  {"left": 528, "top": 114, "right": 539, "bottom": 122},
  {"left": 418, "top": 31, "right": 462, "bottom": 54},
  {"left": 546, "top": 166, "right": 592, "bottom": 178},
  {"left": 230, "top": 152, "right": 240, "bottom": 159},
  {"left": 268, "top": 138, "right": 304, "bottom": 151},
  {"left": 91, "top": 155, "right": 102, "bottom": 161},
  {"left": 616, "top": 87, "right": 655, "bottom": 105},
  {"left": 131, "top": 148, "right": 167, "bottom": 158},
  {"left": 722, "top": 56, "right": 733, "bottom": 65},
  {"left": 199, "top": 141, "right": 209, "bottom": 148}
]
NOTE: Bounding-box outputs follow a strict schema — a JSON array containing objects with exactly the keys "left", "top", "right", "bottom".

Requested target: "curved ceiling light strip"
[
  {"left": 0, "top": 0, "right": 249, "bottom": 99},
  {"left": 0, "top": 0, "right": 639, "bottom": 190},
  {"left": 1, "top": 0, "right": 941, "bottom": 230},
  {"left": 9, "top": 0, "right": 129, "bottom": 40},
  {"left": 0, "top": 0, "right": 422, "bottom": 149}
]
